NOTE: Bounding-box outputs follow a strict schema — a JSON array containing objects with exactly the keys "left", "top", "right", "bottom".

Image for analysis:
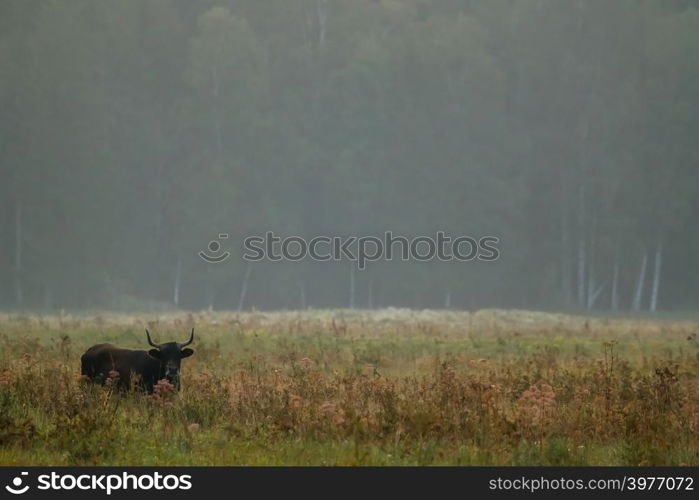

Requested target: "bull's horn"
[
  {"left": 179, "top": 328, "right": 194, "bottom": 348},
  {"left": 145, "top": 329, "right": 161, "bottom": 349}
]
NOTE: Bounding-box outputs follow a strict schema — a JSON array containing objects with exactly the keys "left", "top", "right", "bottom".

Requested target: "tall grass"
[{"left": 0, "top": 310, "right": 697, "bottom": 465}]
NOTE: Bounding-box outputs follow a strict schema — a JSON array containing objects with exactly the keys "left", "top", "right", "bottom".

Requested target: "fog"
[{"left": 1, "top": 0, "right": 697, "bottom": 312}]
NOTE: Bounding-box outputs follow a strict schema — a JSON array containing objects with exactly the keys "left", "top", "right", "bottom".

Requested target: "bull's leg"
[
  {"left": 80, "top": 355, "right": 89, "bottom": 377},
  {"left": 142, "top": 376, "right": 155, "bottom": 394},
  {"left": 117, "top": 371, "right": 131, "bottom": 391},
  {"left": 80, "top": 354, "right": 96, "bottom": 379},
  {"left": 80, "top": 354, "right": 108, "bottom": 385}
]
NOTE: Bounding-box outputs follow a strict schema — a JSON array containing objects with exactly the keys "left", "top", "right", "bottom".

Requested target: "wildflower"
[
  {"left": 104, "top": 370, "right": 120, "bottom": 386},
  {"left": 154, "top": 378, "right": 175, "bottom": 393},
  {"left": 574, "top": 385, "right": 590, "bottom": 404},
  {"left": 516, "top": 382, "right": 556, "bottom": 437},
  {"left": 289, "top": 394, "right": 303, "bottom": 409},
  {"left": 0, "top": 370, "right": 12, "bottom": 387},
  {"left": 320, "top": 401, "right": 336, "bottom": 415},
  {"left": 153, "top": 379, "right": 176, "bottom": 399},
  {"left": 300, "top": 357, "right": 313, "bottom": 370}
]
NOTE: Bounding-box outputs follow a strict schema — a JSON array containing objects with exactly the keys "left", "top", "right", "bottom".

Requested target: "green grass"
[{"left": 0, "top": 309, "right": 697, "bottom": 465}]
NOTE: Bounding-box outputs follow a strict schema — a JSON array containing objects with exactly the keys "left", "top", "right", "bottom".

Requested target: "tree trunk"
[
  {"left": 349, "top": 266, "right": 355, "bottom": 309},
  {"left": 299, "top": 281, "right": 306, "bottom": 309},
  {"left": 586, "top": 214, "right": 597, "bottom": 309},
  {"left": 237, "top": 264, "right": 253, "bottom": 312},
  {"left": 560, "top": 198, "right": 572, "bottom": 306},
  {"left": 611, "top": 257, "right": 619, "bottom": 311},
  {"left": 154, "top": 159, "right": 165, "bottom": 277},
  {"left": 367, "top": 278, "right": 373, "bottom": 309},
  {"left": 588, "top": 283, "right": 604, "bottom": 309},
  {"left": 211, "top": 66, "right": 223, "bottom": 157},
  {"left": 173, "top": 255, "right": 182, "bottom": 306},
  {"left": 14, "top": 199, "right": 23, "bottom": 307},
  {"left": 586, "top": 271, "right": 595, "bottom": 309},
  {"left": 632, "top": 252, "right": 648, "bottom": 312},
  {"left": 577, "top": 185, "right": 586, "bottom": 308},
  {"left": 577, "top": 237, "right": 586, "bottom": 308},
  {"left": 206, "top": 289, "right": 215, "bottom": 311},
  {"left": 316, "top": 0, "right": 327, "bottom": 49},
  {"left": 650, "top": 240, "right": 662, "bottom": 313}
]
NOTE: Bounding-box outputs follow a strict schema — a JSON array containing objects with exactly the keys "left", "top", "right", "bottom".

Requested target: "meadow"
[{"left": 0, "top": 308, "right": 697, "bottom": 466}]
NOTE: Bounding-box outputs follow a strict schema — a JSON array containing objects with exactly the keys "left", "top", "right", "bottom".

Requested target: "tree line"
[{"left": 0, "top": 0, "right": 697, "bottom": 312}]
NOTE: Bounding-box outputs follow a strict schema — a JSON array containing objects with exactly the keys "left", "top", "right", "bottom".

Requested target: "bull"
[{"left": 80, "top": 329, "right": 195, "bottom": 393}]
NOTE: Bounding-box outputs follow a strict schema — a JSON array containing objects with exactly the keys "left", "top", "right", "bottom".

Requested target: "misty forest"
[{"left": 1, "top": 0, "right": 698, "bottom": 313}]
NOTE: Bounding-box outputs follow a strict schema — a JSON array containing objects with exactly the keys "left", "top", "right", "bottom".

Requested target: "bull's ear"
[
  {"left": 148, "top": 349, "right": 161, "bottom": 359},
  {"left": 180, "top": 348, "right": 194, "bottom": 358}
]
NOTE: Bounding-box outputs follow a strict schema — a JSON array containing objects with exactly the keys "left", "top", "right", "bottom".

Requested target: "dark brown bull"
[{"left": 80, "top": 329, "right": 195, "bottom": 393}]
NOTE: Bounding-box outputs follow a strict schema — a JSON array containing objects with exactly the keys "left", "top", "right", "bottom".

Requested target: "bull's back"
[
  {"left": 82, "top": 343, "right": 119, "bottom": 370},
  {"left": 80, "top": 344, "right": 156, "bottom": 388},
  {"left": 81, "top": 343, "right": 115, "bottom": 378}
]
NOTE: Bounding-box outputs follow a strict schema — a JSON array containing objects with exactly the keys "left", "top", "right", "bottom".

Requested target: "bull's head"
[{"left": 145, "top": 328, "right": 195, "bottom": 388}]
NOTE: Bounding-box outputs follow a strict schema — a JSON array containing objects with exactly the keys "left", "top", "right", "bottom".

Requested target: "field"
[{"left": 0, "top": 309, "right": 697, "bottom": 466}]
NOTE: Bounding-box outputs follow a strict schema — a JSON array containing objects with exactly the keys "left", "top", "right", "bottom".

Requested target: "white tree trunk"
[
  {"left": 299, "top": 282, "right": 306, "bottom": 309},
  {"left": 14, "top": 199, "right": 23, "bottom": 306},
  {"left": 650, "top": 240, "right": 662, "bottom": 313},
  {"left": 560, "top": 203, "right": 572, "bottom": 306},
  {"left": 316, "top": 0, "right": 327, "bottom": 48},
  {"left": 577, "top": 236, "right": 586, "bottom": 308},
  {"left": 585, "top": 214, "right": 598, "bottom": 309},
  {"left": 173, "top": 255, "right": 182, "bottom": 306},
  {"left": 237, "top": 264, "right": 253, "bottom": 311},
  {"left": 206, "top": 288, "right": 215, "bottom": 311},
  {"left": 444, "top": 289, "right": 451, "bottom": 309},
  {"left": 588, "top": 283, "right": 604, "bottom": 309},
  {"left": 211, "top": 65, "right": 224, "bottom": 169},
  {"left": 577, "top": 186, "right": 586, "bottom": 308},
  {"left": 586, "top": 272, "right": 595, "bottom": 309},
  {"left": 154, "top": 159, "right": 165, "bottom": 254},
  {"left": 632, "top": 253, "right": 648, "bottom": 311},
  {"left": 349, "top": 266, "right": 355, "bottom": 309},
  {"left": 611, "top": 257, "right": 619, "bottom": 311}
]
